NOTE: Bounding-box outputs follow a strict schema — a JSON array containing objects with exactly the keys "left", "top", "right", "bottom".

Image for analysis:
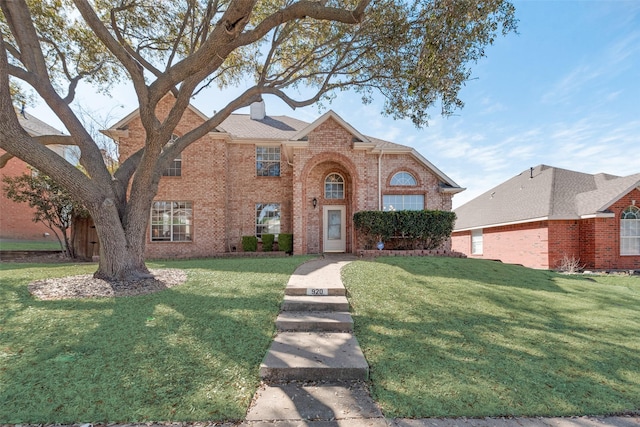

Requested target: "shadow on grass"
[
  {"left": 0, "top": 258, "right": 307, "bottom": 424},
  {"left": 343, "top": 258, "right": 640, "bottom": 418}
]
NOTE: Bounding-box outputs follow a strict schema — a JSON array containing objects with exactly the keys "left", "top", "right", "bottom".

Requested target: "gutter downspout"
[{"left": 378, "top": 151, "right": 383, "bottom": 210}]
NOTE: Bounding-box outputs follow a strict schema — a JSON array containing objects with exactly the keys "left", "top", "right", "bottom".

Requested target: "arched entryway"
[{"left": 301, "top": 159, "right": 356, "bottom": 254}]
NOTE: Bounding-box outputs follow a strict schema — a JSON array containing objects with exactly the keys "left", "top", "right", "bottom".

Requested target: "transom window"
[
  {"left": 150, "top": 201, "right": 192, "bottom": 242},
  {"left": 621, "top": 205, "right": 640, "bottom": 255},
  {"left": 383, "top": 194, "right": 424, "bottom": 211},
  {"left": 256, "top": 146, "right": 280, "bottom": 176},
  {"left": 325, "top": 173, "right": 344, "bottom": 199},
  {"left": 390, "top": 171, "right": 417, "bottom": 186},
  {"left": 256, "top": 203, "right": 281, "bottom": 238},
  {"left": 162, "top": 134, "right": 182, "bottom": 177}
]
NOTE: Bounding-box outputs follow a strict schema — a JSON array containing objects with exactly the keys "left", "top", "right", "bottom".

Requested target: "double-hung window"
[
  {"left": 256, "top": 203, "right": 281, "bottom": 238},
  {"left": 256, "top": 146, "right": 280, "bottom": 176},
  {"left": 150, "top": 201, "right": 192, "bottom": 242},
  {"left": 471, "top": 229, "right": 483, "bottom": 255},
  {"left": 621, "top": 206, "right": 640, "bottom": 255}
]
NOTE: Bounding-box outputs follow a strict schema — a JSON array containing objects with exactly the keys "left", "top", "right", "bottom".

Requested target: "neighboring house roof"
[
  {"left": 454, "top": 164, "right": 640, "bottom": 231},
  {"left": 16, "top": 108, "right": 64, "bottom": 137}
]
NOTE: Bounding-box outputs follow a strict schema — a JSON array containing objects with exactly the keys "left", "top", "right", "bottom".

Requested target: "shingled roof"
[
  {"left": 103, "top": 103, "right": 463, "bottom": 191},
  {"left": 16, "top": 108, "right": 64, "bottom": 136},
  {"left": 454, "top": 164, "right": 640, "bottom": 231}
]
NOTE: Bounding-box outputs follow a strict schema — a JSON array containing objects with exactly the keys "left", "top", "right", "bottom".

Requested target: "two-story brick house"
[{"left": 104, "top": 96, "right": 463, "bottom": 258}]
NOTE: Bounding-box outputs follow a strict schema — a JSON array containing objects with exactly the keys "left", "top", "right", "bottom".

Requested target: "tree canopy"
[{"left": 0, "top": 0, "right": 516, "bottom": 281}]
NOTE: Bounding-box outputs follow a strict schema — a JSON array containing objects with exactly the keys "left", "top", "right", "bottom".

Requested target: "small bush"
[
  {"left": 262, "top": 234, "right": 275, "bottom": 252},
  {"left": 241, "top": 236, "right": 258, "bottom": 252},
  {"left": 557, "top": 254, "right": 584, "bottom": 274},
  {"left": 278, "top": 233, "right": 293, "bottom": 254}
]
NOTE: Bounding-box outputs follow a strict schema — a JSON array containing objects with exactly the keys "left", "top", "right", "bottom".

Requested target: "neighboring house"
[
  {"left": 0, "top": 109, "right": 70, "bottom": 242},
  {"left": 451, "top": 164, "right": 640, "bottom": 270},
  {"left": 103, "top": 96, "right": 464, "bottom": 258}
]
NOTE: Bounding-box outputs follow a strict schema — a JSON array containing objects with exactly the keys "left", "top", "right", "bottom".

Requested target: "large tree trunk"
[{"left": 90, "top": 199, "right": 152, "bottom": 281}]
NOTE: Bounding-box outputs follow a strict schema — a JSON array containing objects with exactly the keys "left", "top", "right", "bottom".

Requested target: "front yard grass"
[
  {"left": 342, "top": 257, "right": 640, "bottom": 419},
  {"left": 0, "top": 256, "right": 311, "bottom": 424}
]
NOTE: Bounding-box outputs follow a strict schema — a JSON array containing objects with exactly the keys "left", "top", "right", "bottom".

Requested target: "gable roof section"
[
  {"left": 102, "top": 96, "right": 210, "bottom": 139},
  {"left": 289, "top": 110, "right": 371, "bottom": 144},
  {"left": 575, "top": 172, "right": 640, "bottom": 215},
  {"left": 454, "top": 164, "right": 640, "bottom": 231}
]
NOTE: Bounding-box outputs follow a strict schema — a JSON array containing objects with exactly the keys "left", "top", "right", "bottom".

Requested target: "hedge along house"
[
  {"left": 0, "top": 109, "right": 73, "bottom": 242},
  {"left": 103, "top": 96, "right": 464, "bottom": 258},
  {"left": 451, "top": 165, "right": 640, "bottom": 270}
]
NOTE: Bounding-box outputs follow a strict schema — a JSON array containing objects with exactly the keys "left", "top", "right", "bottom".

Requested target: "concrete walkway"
[{"left": 240, "top": 255, "right": 640, "bottom": 427}]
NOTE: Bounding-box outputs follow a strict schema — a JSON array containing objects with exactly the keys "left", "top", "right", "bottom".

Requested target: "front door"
[{"left": 323, "top": 205, "right": 346, "bottom": 252}]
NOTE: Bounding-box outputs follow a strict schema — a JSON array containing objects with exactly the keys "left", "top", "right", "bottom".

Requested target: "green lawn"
[
  {"left": 0, "top": 240, "right": 62, "bottom": 251},
  {"left": 342, "top": 257, "right": 640, "bottom": 418},
  {"left": 0, "top": 257, "right": 311, "bottom": 424}
]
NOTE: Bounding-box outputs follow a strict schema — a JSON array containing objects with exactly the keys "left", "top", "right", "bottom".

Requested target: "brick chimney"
[{"left": 250, "top": 100, "right": 266, "bottom": 120}]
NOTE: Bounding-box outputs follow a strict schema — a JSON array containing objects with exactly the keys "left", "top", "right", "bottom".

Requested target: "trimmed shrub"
[
  {"left": 278, "top": 233, "right": 293, "bottom": 254},
  {"left": 262, "top": 234, "right": 275, "bottom": 252},
  {"left": 353, "top": 210, "right": 456, "bottom": 250},
  {"left": 241, "top": 235, "right": 258, "bottom": 252}
]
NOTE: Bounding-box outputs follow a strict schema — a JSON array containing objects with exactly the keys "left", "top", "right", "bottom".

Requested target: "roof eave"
[{"left": 441, "top": 186, "right": 466, "bottom": 194}]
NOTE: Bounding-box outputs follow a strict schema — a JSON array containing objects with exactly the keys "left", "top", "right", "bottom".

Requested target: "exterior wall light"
[{"left": 312, "top": 197, "right": 317, "bottom": 208}]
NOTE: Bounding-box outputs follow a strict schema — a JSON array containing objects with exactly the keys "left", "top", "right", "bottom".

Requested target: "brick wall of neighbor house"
[
  {"left": 0, "top": 153, "right": 57, "bottom": 241},
  {"left": 451, "top": 231, "right": 471, "bottom": 256},
  {"left": 452, "top": 221, "right": 550, "bottom": 269},
  {"left": 577, "top": 188, "right": 640, "bottom": 270},
  {"left": 547, "top": 220, "right": 581, "bottom": 269}
]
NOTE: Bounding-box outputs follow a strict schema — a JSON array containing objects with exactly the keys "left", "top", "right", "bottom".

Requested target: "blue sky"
[{"left": 30, "top": 0, "right": 640, "bottom": 208}]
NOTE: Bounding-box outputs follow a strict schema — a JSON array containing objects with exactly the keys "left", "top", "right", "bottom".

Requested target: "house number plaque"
[{"left": 307, "top": 288, "right": 328, "bottom": 296}]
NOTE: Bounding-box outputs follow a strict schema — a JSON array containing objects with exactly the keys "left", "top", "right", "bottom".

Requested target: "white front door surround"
[{"left": 323, "top": 205, "right": 346, "bottom": 252}]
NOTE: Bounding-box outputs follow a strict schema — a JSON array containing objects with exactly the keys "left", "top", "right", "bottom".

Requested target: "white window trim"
[{"left": 471, "top": 229, "right": 483, "bottom": 255}]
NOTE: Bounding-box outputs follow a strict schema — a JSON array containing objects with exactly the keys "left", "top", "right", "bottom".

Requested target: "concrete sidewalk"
[{"left": 240, "top": 255, "right": 640, "bottom": 427}]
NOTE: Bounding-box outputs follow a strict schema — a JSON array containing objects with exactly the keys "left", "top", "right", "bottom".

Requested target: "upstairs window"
[
  {"left": 621, "top": 205, "right": 640, "bottom": 255},
  {"left": 390, "top": 171, "right": 417, "bottom": 186},
  {"left": 162, "top": 134, "right": 181, "bottom": 176},
  {"left": 256, "top": 146, "right": 280, "bottom": 176},
  {"left": 325, "top": 173, "right": 344, "bottom": 199}
]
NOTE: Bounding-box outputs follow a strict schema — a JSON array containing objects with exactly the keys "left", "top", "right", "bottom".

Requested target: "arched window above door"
[{"left": 325, "top": 173, "right": 344, "bottom": 199}]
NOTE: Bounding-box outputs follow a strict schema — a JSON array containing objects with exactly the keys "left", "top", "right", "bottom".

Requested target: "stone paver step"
[
  {"left": 281, "top": 295, "right": 350, "bottom": 312},
  {"left": 260, "top": 332, "right": 369, "bottom": 382},
  {"left": 276, "top": 311, "right": 353, "bottom": 332}
]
